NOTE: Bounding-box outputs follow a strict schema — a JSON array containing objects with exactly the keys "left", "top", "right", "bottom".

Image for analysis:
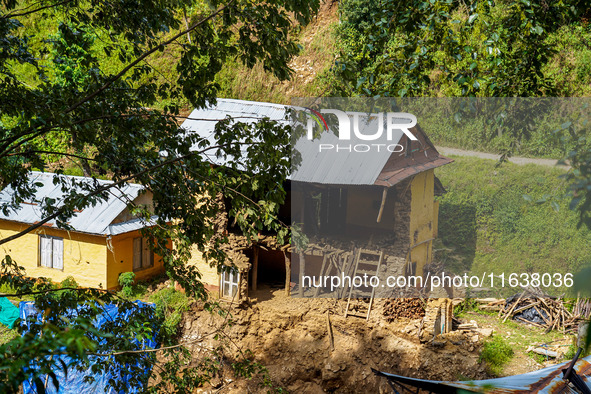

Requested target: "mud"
[{"left": 179, "top": 287, "right": 489, "bottom": 393}]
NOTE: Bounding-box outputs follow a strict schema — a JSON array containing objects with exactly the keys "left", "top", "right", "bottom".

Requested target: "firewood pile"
[
  {"left": 573, "top": 298, "right": 591, "bottom": 320},
  {"left": 383, "top": 298, "right": 426, "bottom": 321},
  {"left": 492, "top": 294, "right": 591, "bottom": 333}
]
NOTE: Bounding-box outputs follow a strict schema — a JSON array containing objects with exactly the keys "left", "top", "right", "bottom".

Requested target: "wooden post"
[
  {"left": 376, "top": 187, "right": 388, "bottom": 223},
  {"left": 252, "top": 245, "right": 259, "bottom": 292},
  {"left": 299, "top": 189, "right": 306, "bottom": 297},
  {"left": 284, "top": 251, "right": 291, "bottom": 296},
  {"left": 298, "top": 251, "right": 305, "bottom": 297}
]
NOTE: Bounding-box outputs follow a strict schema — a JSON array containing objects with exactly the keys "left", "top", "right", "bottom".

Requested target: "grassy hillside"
[
  {"left": 214, "top": 1, "right": 339, "bottom": 104},
  {"left": 435, "top": 156, "right": 591, "bottom": 296}
]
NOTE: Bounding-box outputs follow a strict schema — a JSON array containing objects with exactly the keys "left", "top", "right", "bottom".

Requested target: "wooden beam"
[
  {"left": 252, "top": 245, "right": 259, "bottom": 292},
  {"left": 298, "top": 252, "right": 305, "bottom": 297},
  {"left": 299, "top": 188, "right": 306, "bottom": 297},
  {"left": 284, "top": 251, "right": 291, "bottom": 296},
  {"left": 376, "top": 187, "right": 388, "bottom": 223}
]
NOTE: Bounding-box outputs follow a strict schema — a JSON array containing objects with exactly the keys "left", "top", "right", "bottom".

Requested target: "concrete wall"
[
  {"left": 409, "top": 169, "right": 436, "bottom": 276},
  {"left": 106, "top": 229, "right": 166, "bottom": 289},
  {"left": 0, "top": 220, "right": 108, "bottom": 288}
]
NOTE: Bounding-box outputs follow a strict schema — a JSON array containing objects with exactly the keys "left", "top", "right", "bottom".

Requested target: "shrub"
[
  {"left": 150, "top": 287, "right": 190, "bottom": 343},
  {"left": 59, "top": 276, "right": 78, "bottom": 289},
  {"left": 479, "top": 336, "right": 514, "bottom": 376},
  {"left": 118, "top": 272, "right": 136, "bottom": 298}
]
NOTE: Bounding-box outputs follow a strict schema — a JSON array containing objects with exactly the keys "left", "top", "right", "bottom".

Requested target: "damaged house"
[{"left": 181, "top": 99, "right": 453, "bottom": 304}]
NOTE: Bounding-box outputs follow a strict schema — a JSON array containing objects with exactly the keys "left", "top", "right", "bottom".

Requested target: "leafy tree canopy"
[
  {"left": 334, "top": 0, "right": 591, "bottom": 97},
  {"left": 0, "top": 0, "right": 318, "bottom": 391}
]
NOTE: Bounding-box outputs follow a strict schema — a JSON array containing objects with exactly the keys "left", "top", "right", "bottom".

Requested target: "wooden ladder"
[{"left": 344, "top": 249, "right": 384, "bottom": 320}]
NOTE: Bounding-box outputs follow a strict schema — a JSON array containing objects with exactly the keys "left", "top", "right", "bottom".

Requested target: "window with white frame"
[
  {"left": 133, "top": 237, "right": 154, "bottom": 271},
  {"left": 220, "top": 268, "right": 239, "bottom": 299},
  {"left": 39, "top": 235, "right": 64, "bottom": 270}
]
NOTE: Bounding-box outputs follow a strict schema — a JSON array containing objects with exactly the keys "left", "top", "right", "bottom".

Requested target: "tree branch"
[
  {"left": 64, "top": 0, "right": 235, "bottom": 115},
  {"left": 7, "top": 150, "right": 98, "bottom": 161},
  {"left": 1, "top": 0, "right": 76, "bottom": 19},
  {"left": 0, "top": 1, "right": 234, "bottom": 158}
]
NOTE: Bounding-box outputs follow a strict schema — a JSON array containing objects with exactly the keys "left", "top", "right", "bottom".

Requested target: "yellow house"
[{"left": 0, "top": 172, "right": 166, "bottom": 289}]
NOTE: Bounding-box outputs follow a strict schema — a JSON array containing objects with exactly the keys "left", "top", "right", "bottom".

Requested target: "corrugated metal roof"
[
  {"left": 181, "top": 99, "right": 287, "bottom": 168},
  {"left": 291, "top": 120, "right": 404, "bottom": 185},
  {"left": 107, "top": 216, "right": 159, "bottom": 236},
  {"left": 0, "top": 171, "right": 146, "bottom": 236},
  {"left": 181, "top": 99, "right": 414, "bottom": 185},
  {"left": 374, "top": 355, "right": 591, "bottom": 393}
]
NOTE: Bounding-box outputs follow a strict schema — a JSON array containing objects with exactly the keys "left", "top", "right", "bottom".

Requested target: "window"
[
  {"left": 220, "top": 268, "right": 239, "bottom": 299},
  {"left": 39, "top": 235, "right": 64, "bottom": 270},
  {"left": 133, "top": 237, "right": 154, "bottom": 271}
]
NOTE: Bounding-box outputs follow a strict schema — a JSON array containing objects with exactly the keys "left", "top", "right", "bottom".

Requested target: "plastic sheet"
[
  {"left": 0, "top": 297, "right": 19, "bottom": 329},
  {"left": 19, "top": 301, "right": 158, "bottom": 394}
]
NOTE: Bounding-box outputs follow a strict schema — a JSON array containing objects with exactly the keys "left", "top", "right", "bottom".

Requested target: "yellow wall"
[
  {"left": 185, "top": 245, "right": 220, "bottom": 288},
  {"left": 409, "top": 170, "right": 436, "bottom": 276},
  {"left": 106, "top": 230, "right": 166, "bottom": 289},
  {"left": 0, "top": 220, "right": 108, "bottom": 288}
]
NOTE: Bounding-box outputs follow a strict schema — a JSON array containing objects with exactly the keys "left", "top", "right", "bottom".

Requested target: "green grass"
[
  {"left": 149, "top": 287, "right": 191, "bottom": 343},
  {"left": 435, "top": 156, "right": 591, "bottom": 297},
  {"left": 0, "top": 325, "right": 17, "bottom": 345},
  {"left": 479, "top": 336, "right": 515, "bottom": 376}
]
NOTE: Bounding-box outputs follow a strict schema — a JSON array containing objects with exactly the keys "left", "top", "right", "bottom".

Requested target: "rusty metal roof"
[
  {"left": 0, "top": 171, "right": 148, "bottom": 236},
  {"left": 374, "top": 355, "right": 591, "bottom": 393},
  {"left": 181, "top": 99, "right": 451, "bottom": 186}
]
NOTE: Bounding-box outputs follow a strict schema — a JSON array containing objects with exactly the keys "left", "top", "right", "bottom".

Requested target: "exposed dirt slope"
[{"left": 179, "top": 287, "right": 489, "bottom": 393}]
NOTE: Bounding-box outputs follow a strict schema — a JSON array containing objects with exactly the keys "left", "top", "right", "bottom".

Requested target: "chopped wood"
[
  {"left": 383, "top": 298, "right": 426, "bottom": 321},
  {"left": 494, "top": 294, "right": 590, "bottom": 333},
  {"left": 502, "top": 292, "right": 525, "bottom": 323}
]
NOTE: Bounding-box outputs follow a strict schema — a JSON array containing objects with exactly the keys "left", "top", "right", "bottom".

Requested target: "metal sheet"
[
  {"left": 374, "top": 356, "right": 591, "bottom": 393},
  {"left": 181, "top": 98, "right": 288, "bottom": 168},
  {"left": 181, "top": 99, "right": 415, "bottom": 185},
  {"left": 0, "top": 172, "right": 144, "bottom": 236},
  {"left": 107, "top": 216, "right": 159, "bottom": 236}
]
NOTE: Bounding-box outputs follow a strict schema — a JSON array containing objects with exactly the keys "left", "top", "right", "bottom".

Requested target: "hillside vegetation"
[
  {"left": 217, "top": 1, "right": 591, "bottom": 159},
  {"left": 11, "top": 1, "right": 591, "bottom": 159},
  {"left": 435, "top": 156, "right": 591, "bottom": 295}
]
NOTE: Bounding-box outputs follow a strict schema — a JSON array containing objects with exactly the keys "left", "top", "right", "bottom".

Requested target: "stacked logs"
[
  {"left": 496, "top": 295, "right": 590, "bottom": 333},
  {"left": 573, "top": 298, "right": 591, "bottom": 320},
  {"left": 383, "top": 298, "right": 426, "bottom": 321}
]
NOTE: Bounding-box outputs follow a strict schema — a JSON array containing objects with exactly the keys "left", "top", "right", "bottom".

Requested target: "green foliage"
[
  {"left": 479, "top": 336, "right": 514, "bottom": 376},
  {"left": 231, "top": 349, "right": 286, "bottom": 393},
  {"left": 0, "top": 324, "right": 17, "bottom": 345},
  {"left": 334, "top": 0, "right": 590, "bottom": 98},
  {"left": 60, "top": 276, "right": 78, "bottom": 289},
  {"left": 118, "top": 272, "right": 148, "bottom": 299},
  {"left": 150, "top": 287, "right": 190, "bottom": 343},
  {"left": 0, "top": 0, "right": 319, "bottom": 390},
  {"left": 436, "top": 156, "right": 591, "bottom": 296},
  {"left": 453, "top": 298, "right": 479, "bottom": 316},
  {"left": 565, "top": 344, "right": 578, "bottom": 360},
  {"left": 529, "top": 352, "right": 547, "bottom": 364}
]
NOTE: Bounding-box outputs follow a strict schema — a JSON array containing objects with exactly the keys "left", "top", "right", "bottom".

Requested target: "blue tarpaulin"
[{"left": 19, "top": 301, "right": 159, "bottom": 394}]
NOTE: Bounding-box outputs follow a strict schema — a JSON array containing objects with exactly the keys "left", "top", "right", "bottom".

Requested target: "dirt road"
[{"left": 436, "top": 146, "right": 571, "bottom": 170}]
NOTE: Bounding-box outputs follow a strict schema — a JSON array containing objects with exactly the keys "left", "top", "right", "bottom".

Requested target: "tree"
[
  {"left": 334, "top": 0, "right": 590, "bottom": 97},
  {"left": 0, "top": 0, "right": 319, "bottom": 391}
]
